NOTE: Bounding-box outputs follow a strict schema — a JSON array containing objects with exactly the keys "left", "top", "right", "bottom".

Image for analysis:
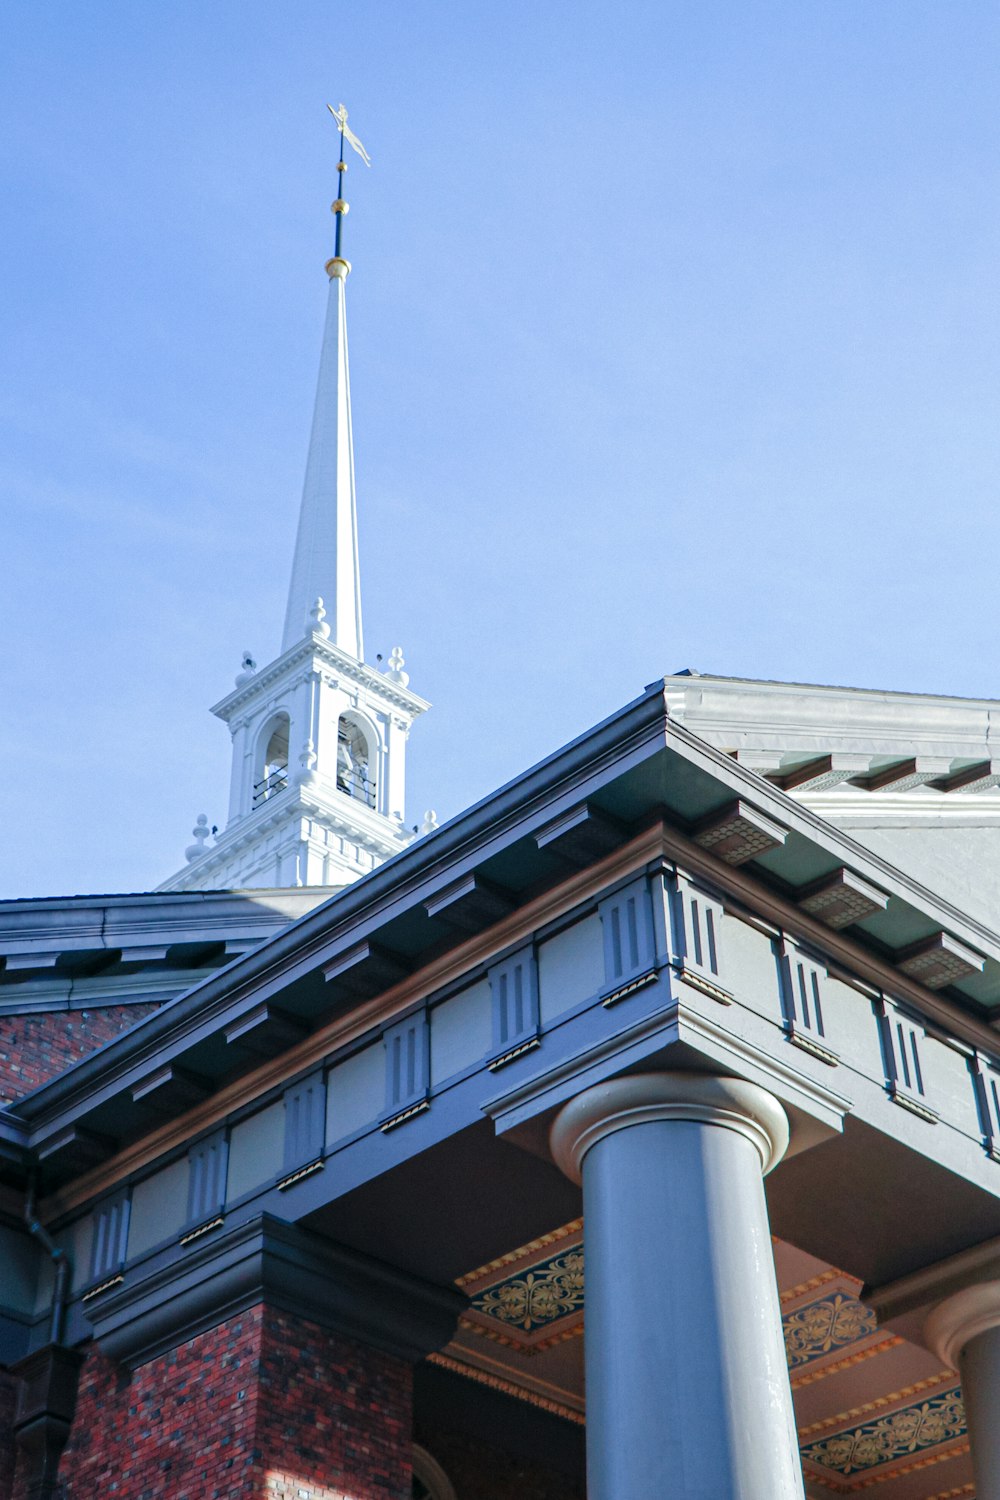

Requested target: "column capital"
[
  {"left": 925, "top": 1281, "right": 1000, "bottom": 1370},
  {"left": 868, "top": 1234, "right": 1000, "bottom": 1359},
  {"left": 549, "top": 1069, "right": 790, "bottom": 1184}
]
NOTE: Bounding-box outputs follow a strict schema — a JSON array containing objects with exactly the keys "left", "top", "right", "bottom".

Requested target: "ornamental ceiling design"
[
  {"left": 784, "top": 1292, "right": 878, "bottom": 1371},
  {"left": 437, "top": 1228, "right": 974, "bottom": 1499},
  {"left": 458, "top": 1221, "right": 584, "bottom": 1352},
  {"left": 800, "top": 1383, "right": 964, "bottom": 1478},
  {"left": 472, "top": 1247, "right": 584, "bottom": 1335}
]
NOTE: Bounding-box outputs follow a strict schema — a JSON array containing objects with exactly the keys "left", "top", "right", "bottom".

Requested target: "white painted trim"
[
  {"left": 549, "top": 1070, "right": 789, "bottom": 1184},
  {"left": 925, "top": 1281, "right": 1000, "bottom": 1370}
]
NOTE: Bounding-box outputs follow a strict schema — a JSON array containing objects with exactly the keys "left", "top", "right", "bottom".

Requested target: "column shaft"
[
  {"left": 552, "top": 1072, "right": 804, "bottom": 1500},
  {"left": 960, "top": 1325, "right": 1000, "bottom": 1500},
  {"left": 924, "top": 1276, "right": 1000, "bottom": 1499},
  {"left": 583, "top": 1117, "right": 802, "bottom": 1498}
]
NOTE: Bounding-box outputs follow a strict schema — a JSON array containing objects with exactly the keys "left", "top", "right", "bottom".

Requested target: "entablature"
[
  {"left": 210, "top": 633, "right": 430, "bottom": 725},
  {"left": 8, "top": 685, "right": 1000, "bottom": 1289},
  {"left": 0, "top": 889, "right": 332, "bottom": 1002}
]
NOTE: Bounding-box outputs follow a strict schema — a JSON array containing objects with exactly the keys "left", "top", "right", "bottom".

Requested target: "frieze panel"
[
  {"left": 783, "top": 1291, "right": 877, "bottom": 1370},
  {"left": 457, "top": 1232, "right": 885, "bottom": 1376},
  {"left": 471, "top": 1247, "right": 584, "bottom": 1334},
  {"left": 457, "top": 1220, "right": 584, "bottom": 1352},
  {"left": 800, "top": 1386, "right": 965, "bottom": 1477}
]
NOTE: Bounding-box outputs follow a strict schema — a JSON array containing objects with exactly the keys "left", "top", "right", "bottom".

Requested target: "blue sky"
[{"left": 3, "top": 2, "right": 1000, "bottom": 896}]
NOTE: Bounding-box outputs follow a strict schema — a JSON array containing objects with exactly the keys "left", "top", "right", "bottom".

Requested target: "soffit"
[{"left": 431, "top": 1217, "right": 973, "bottom": 1499}]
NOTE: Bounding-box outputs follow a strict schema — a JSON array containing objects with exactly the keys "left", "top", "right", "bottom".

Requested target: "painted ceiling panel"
[{"left": 438, "top": 1227, "right": 974, "bottom": 1498}]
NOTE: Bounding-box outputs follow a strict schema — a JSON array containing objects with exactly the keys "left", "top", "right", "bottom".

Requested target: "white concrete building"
[{"left": 665, "top": 669, "right": 1000, "bottom": 928}]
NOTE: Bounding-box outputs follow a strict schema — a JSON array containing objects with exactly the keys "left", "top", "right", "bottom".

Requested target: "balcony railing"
[
  {"left": 337, "top": 767, "right": 376, "bottom": 809},
  {"left": 252, "top": 767, "right": 289, "bottom": 809}
]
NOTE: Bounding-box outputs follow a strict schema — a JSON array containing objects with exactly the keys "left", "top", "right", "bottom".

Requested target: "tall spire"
[
  {"left": 159, "top": 107, "right": 431, "bottom": 896},
  {"left": 281, "top": 105, "right": 371, "bottom": 658}
]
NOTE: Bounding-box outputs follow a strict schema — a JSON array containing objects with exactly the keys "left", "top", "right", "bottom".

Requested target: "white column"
[
  {"left": 550, "top": 1071, "right": 804, "bottom": 1500},
  {"left": 926, "top": 1283, "right": 1000, "bottom": 1499},
  {"left": 385, "top": 715, "right": 407, "bottom": 822},
  {"left": 227, "top": 720, "right": 250, "bottom": 823}
]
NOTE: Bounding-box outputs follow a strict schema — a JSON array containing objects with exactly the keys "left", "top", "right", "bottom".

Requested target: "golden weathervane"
[
  {"left": 327, "top": 103, "right": 371, "bottom": 168},
  {"left": 326, "top": 103, "right": 370, "bottom": 264}
]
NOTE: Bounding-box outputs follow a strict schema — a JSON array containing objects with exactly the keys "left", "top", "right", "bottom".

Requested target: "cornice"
[
  {"left": 19, "top": 683, "right": 1000, "bottom": 1220},
  {"left": 796, "top": 790, "right": 1000, "bottom": 825},
  {"left": 39, "top": 823, "right": 668, "bottom": 1217},
  {"left": 0, "top": 890, "right": 317, "bottom": 943},
  {"left": 21, "top": 686, "right": 675, "bottom": 1122},
  {"left": 662, "top": 671, "right": 1000, "bottom": 743},
  {"left": 656, "top": 823, "right": 1000, "bottom": 1057},
  {"left": 159, "top": 780, "right": 409, "bottom": 890},
  {"left": 85, "top": 1212, "right": 465, "bottom": 1369},
  {"left": 210, "top": 635, "right": 430, "bottom": 722},
  {"left": 30, "top": 850, "right": 1000, "bottom": 1220}
]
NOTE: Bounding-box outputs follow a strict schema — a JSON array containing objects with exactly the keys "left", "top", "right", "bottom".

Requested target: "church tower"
[{"left": 159, "top": 111, "right": 429, "bottom": 893}]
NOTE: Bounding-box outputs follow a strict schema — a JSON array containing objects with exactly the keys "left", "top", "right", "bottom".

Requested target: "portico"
[{"left": 5, "top": 680, "right": 1000, "bottom": 1497}]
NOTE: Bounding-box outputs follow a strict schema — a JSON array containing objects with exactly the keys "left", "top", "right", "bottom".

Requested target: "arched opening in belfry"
[
  {"left": 337, "top": 714, "right": 376, "bottom": 809},
  {"left": 253, "top": 714, "right": 290, "bottom": 808}
]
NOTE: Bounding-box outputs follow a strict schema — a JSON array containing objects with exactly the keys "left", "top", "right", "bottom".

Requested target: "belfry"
[{"left": 159, "top": 110, "right": 428, "bottom": 893}]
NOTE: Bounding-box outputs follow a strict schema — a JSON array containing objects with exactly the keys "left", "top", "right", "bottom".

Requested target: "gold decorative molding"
[
  {"left": 457, "top": 1313, "right": 584, "bottom": 1356},
  {"left": 780, "top": 1266, "right": 849, "bottom": 1304},
  {"left": 456, "top": 1220, "right": 583, "bottom": 1289},
  {"left": 802, "top": 1385, "right": 965, "bottom": 1486},
  {"left": 784, "top": 1290, "right": 877, "bottom": 1370},
  {"left": 797, "top": 1371, "right": 957, "bottom": 1437},
  {"left": 426, "top": 1351, "right": 584, "bottom": 1426},
  {"left": 805, "top": 1442, "right": 970, "bottom": 1494},
  {"left": 789, "top": 1336, "right": 903, "bottom": 1390},
  {"left": 849, "top": 1441, "right": 969, "bottom": 1491}
]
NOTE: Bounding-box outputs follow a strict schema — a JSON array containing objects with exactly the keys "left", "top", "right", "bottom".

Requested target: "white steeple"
[
  {"left": 158, "top": 111, "right": 429, "bottom": 895},
  {"left": 281, "top": 256, "right": 363, "bottom": 658}
]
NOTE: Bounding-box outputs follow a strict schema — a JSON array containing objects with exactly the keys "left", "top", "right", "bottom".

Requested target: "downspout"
[{"left": 23, "top": 1176, "right": 69, "bottom": 1345}]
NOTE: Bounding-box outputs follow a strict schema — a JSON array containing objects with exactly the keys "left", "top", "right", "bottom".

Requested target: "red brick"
[
  {"left": 0, "top": 1006, "right": 161, "bottom": 1103},
  {"left": 45, "top": 1305, "right": 412, "bottom": 1499}
]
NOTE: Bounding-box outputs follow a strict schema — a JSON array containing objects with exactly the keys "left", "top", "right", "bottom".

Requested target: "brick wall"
[
  {"left": 257, "top": 1308, "right": 411, "bottom": 1500},
  {"left": 0, "top": 1005, "right": 161, "bottom": 1103},
  {"left": 39, "top": 1305, "right": 411, "bottom": 1500}
]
